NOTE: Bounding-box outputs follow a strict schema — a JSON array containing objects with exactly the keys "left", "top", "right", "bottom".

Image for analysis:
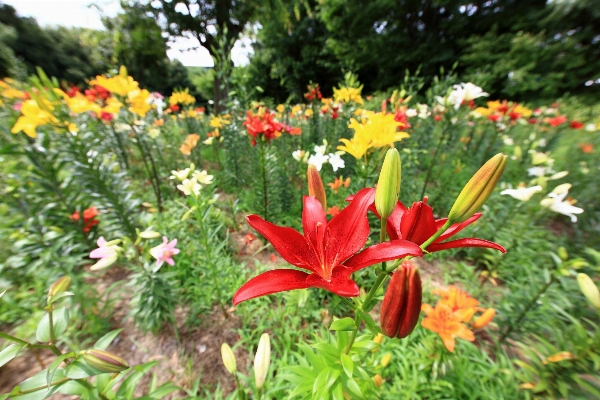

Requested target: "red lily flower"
[
  {"left": 348, "top": 189, "right": 505, "bottom": 253},
  {"left": 233, "top": 189, "right": 423, "bottom": 305}
]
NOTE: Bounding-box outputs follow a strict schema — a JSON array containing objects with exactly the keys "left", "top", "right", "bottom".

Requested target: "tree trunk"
[{"left": 213, "top": 72, "right": 229, "bottom": 114}]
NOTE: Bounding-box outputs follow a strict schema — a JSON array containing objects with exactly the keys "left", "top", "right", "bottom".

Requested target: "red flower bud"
[{"left": 380, "top": 260, "right": 422, "bottom": 339}]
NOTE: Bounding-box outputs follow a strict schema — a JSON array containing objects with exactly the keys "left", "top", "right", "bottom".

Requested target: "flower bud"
[
  {"left": 375, "top": 148, "right": 401, "bottom": 220},
  {"left": 380, "top": 260, "right": 422, "bottom": 339},
  {"left": 48, "top": 276, "right": 71, "bottom": 298},
  {"left": 254, "top": 333, "right": 271, "bottom": 389},
  {"left": 139, "top": 230, "right": 161, "bottom": 239},
  {"left": 221, "top": 343, "right": 237, "bottom": 374},
  {"left": 577, "top": 273, "right": 600, "bottom": 309},
  {"left": 448, "top": 153, "right": 507, "bottom": 223},
  {"left": 90, "top": 255, "right": 118, "bottom": 271},
  {"left": 381, "top": 353, "right": 392, "bottom": 368},
  {"left": 373, "top": 374, "right": 383, "bottom": 388},
  {"left": 472, "top": 308, "right": 496, "bottom": 329},
  {"left": 307, "top": 164, "right": 327, "bottom": 210},
  {"left": 83, "top": 349, "right": 129, "bottom": 373},
  {"left": 558, "top": 247, "right": 568, "bottom": 261}
]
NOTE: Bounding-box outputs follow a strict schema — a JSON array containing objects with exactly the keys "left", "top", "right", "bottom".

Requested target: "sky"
[{"left": 2, "top": 0, "right": 253, "bottom": 67}]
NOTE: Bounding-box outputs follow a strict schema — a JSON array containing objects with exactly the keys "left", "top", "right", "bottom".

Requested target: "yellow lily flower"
[
  {"left": 128, "top": 89, "right": 152, "bottom": 117},
  {"left": 337, "top": 135, "right": 370, "bottom": 159},
  {"left": 11, "top": 100, "right": 58, "bottom": 138},
  {"left": 90, "top": 66, "right": 139, "bottom": 96},
  {"left": 169, "top": 88, "right": 196, "bottom": 106},
  {"left": 333, "top": 86, "right": 364, "bottom": 105}
]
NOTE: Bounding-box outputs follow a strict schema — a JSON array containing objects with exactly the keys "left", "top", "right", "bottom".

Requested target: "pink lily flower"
[
  {"left": 89, "top": 237, "right": 120, "bottom": 270},
  {"left": 150, "top": 237, "right": 180, "bottom": 267}
]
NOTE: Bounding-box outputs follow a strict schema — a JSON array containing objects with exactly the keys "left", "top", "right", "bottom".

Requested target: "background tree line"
[{"left": 1, "top": 0, "right": 598, "bottom": 104}]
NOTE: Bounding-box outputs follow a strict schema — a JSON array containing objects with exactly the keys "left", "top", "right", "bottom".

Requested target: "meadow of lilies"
[{"left": 0, "top": 67, "right": 599, "bottom": 399}]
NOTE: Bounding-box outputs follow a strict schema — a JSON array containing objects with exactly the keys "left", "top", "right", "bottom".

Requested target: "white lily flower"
[
  {"left": 328, "top": 153, "right": 345, "bottom": 172},
  {"left": 170, "top": 168, "right": 190, "bottom": 181},
  {"left": 177, "top": 177, "right": 202, "bottom": 196},
  {"left": 540, "top": 184, "right": 584, "bottom": 222},
  {"left": 307, "top": 153, "right": 329, "bottom": 171},
  {"left": 203, "top": 137, "right": 214, "bottom": 145},
  {"left": 292, "top": 149, "right": 305, "bottom": 162},
  {"left": 193, "top": 170, "right": 214, "bottom": 185},
  {"left": 500, "top": 185, "right": 542, "bottom": 201}
]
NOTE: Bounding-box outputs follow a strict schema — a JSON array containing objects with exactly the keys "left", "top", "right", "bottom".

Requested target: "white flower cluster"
[
  {"left": 170, "top": 163, "right": 214, "bottom": 196},
  {"left": 292, "top": 141, "right": 346, "bottom": 172}
]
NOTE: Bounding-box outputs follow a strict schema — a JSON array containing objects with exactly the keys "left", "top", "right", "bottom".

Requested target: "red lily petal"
[
  {"left": 386, "top": 202, "right": 408, "bottom": 240},
  {"left": 400, "top": 201, "right": 437, "bottom": 245},
  {"left": 233, "top": 269, "right": 311, "bottom": 305},
  {"left": 435, "top": 213, "right": 482, "bottom": 242},
  {"left": 326, "top": 188, "right": 375, "bottom": 267},
  {"left": 427, "top": 238, "right": 506, "bottom": 253},
  {"left": 302, "top": 195, "right": 327, "bottom": 253},
  {"left": 246, "top": 215, "right": 319, "bottom": 272},
  {"left": 306, "top": 267, "right": 360, "bottom": 297},
  {"left": 344, "top": 240, "right": 423, "bottom": 272}
]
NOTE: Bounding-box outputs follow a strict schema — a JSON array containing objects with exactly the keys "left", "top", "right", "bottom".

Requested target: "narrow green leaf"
[
  {"left": 330, "top": 317, "right": 357, "bottom": 331},
  {"left": 115, "top": 371, "right": 144, "bottom": 399},
  {"left": 64, "top": 359, "right": 106, "bottom": 379},
  {"left": 47, "top": 352, "right": 74, "bottom": 387},
  {"left": 356, "top": 310, "right": 381, "bottom": 335},
  {"left": 0, "top": 344, "right": 26, "bottom": 368},
  {"left": 93, "top": 329, "right": 124, "bottom": 351},
  {"left": 312, "top": 367, "right": 340, "bottom": 397},
  {"left": 340, "top": 354, "right": 353, "bottom": 378}
]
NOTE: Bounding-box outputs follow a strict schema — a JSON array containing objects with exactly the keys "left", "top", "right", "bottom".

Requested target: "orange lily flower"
[
  {"left": 328, "top": 176, "right": 351, "bottom": 194},
  {"left": 431, "top": 286, "right": 479, "bottom": 322},
  {"left": 421, "top": 302, "right": 474, "bottom": 352},
  {"left": 180, "top": 134, "right": 200, "bottom": 155}
]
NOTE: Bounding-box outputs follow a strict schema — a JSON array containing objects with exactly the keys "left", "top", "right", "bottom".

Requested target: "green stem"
[
  {"left": 420, "top": 125, "right": 447, "bottom": 199},
  {"left": 0, "top": 331, "right": 28, "bottom": 345},
  {"left": 499, "top": 275, "right": 555, "bottom": 343},
  {"left": 5, "top": 377, "right": 70, "bottom": 396},
  {"left": 258, "top": 140, "right": 268, "bottom": 220},
  {"left": 48, "top": 307, "right": 55, "bottom": 345}
]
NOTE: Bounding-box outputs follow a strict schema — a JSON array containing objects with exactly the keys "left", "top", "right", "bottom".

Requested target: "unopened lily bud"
[
  {"left": 48, "top": 276, "right": 71, "bottom": 298},
  {"left": 373, "top": 374, "right": 383, "bottom": 388},
  {"left": 381, "top": 353, "right": 392, "bottom": 368},
  {"left": 577, "top": 273, "right": 600, "bottom": 309},
  {"left": 558, "top": 247, "right": 568, "bottom": 261},
  {"left": 90, "top": 255, "right": 118, "bottom": 271},
  {"left": 375, "top": 148, "right": 401, "bottom": 220},
  {"left": 380, "top": 260, "right": 422, "bottom": 339},
  {"left": 83, "top": 349, "right": 129, "bottom": 373},
  {"left": 448, "top": 153, "right": 507, "bottom": 223},
  {"left": 307, "top": 164, "right": 327, "bottom": 210},
  {"left": 139, "top": 230, "right": 161, "bottom": 239},
  {"left": 254, "top": 333, "right": 271, "bottom": 389},
  {"left": 472, "top": 308, "right": 496, "bottom": 329},
  {"left": 221, "top": 343, "right": 237, "bottom": 374}
]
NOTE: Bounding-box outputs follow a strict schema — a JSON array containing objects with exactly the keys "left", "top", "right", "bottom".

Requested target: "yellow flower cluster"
[
  {"left": 128, "top": 89, "right": 152, "bottom": 117},
  {"left": 169, "top": 89, "right": 196, "bottom": 106},
  {"left": 0, "top": 79, "right": 26, "bottom": 100},
  {"left": 333, "top": 86, "right": 364, "bottom": 105},
  {"left": 337, "top": 112, "right": 409, "bottom": 159},
  {"left": 90, "top": 66, "right": 139, "bottom": 97},
  {"left": 209, "top": 115, "right": 231, "bottom": 128},
  {"left": 11, "top": 99, "right": 58, "bottom": 138}
]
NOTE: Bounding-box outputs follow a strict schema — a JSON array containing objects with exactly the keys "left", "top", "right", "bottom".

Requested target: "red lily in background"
[
  {"left": 70, "top": 206, "right": 100, "bottom": 233},
  {"left": 233, "top": 189, "right": 423, "bottom": 305},
  {"left": 243, "top": 110, "right": 283, "bottom": 146},
  {"left": 349, "top": 189, "right": 505, "bottom": 253}
]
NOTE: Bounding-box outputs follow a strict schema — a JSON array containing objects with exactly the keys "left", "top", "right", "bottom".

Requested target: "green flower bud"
[
  {"left": 221, "top": 343, "right": 237, "bottom": 374},
  {"left": 83, "top": 349, "right": 129, "bottom": 373},
  {"left": 48, "top": 276, "right": 71, "bottom": 298},
  {"left": 577, "top": 273, "right": 600, "bottom": 309},
  {"left": 307, "top": 164, "right": 327, "bottom": 210},
  {"left": 448, "top": 153, "right": 507, "bottom": 223},
  {"left": 375, "top": 148, "right": 401, "bottom": 219},
  {"left": 254, "top": 333, "right": 271, "bottom": 389},
  {"left": 558, "top": 247, "right": 568, "bottom": 261},
  {"left": 139, "top": 230, "right": 161, "bottom": 239}
]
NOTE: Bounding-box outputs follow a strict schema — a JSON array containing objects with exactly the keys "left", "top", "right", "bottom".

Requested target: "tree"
[{"left": 140, "top": 0, "right": 257, "bottom": 112}]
